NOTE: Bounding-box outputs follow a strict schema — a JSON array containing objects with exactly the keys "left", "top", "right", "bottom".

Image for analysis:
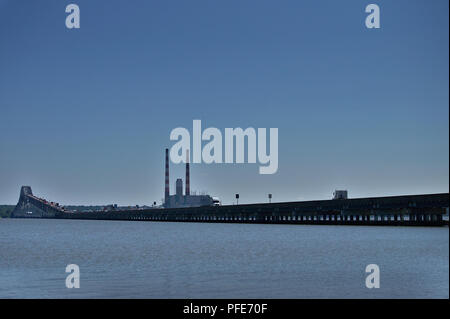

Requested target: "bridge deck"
[
  {"left": 12, "top": 187, "right": 449, "bottom": 226},
  {"left": 59, "top": 193, "right": 449, "bottom": 226}
]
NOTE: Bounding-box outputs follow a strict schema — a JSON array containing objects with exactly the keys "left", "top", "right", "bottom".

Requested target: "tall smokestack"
[
  {"left": 165, "top": 148, "right": 170, "bottom": 204},
  {"left": 185, "top": 149, "right": 190, "bottom": 196}
]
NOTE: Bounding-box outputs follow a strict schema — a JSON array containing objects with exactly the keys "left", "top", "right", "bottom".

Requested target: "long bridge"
[{"left": 11, "top": 186, "right": 449, "bottom": 226}]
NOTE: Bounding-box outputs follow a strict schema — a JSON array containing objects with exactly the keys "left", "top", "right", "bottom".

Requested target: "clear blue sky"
[{"left": 0, "top": 0, "right": 448, "bottom": 205}]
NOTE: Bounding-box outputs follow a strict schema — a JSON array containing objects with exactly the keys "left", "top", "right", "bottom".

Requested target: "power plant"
[{"left": 164, "top": 148, "right": 219, "bottom": 208}]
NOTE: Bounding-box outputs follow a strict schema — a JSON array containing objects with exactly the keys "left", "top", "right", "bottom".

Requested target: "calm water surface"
[{"left": 0, "top": 219, "right": 448, "bottom": 298}]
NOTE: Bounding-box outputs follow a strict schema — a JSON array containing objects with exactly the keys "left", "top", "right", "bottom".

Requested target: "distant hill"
[
  {"left": 0, "top": 204, "right": 154, "bottom": 217},
  {"left": 64, "top": 205, "right": 153, "bottom": 212},
  {"left": 65, "top": 205, "right": 105, "bottom": 212},
  {"left": 0, "top": 205, "right": 15, "bottom": 218}
]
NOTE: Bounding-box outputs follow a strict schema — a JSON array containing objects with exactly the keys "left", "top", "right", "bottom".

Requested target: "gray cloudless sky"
[{"left": 0, "top": 0, "right": 448, "bottom": 205}]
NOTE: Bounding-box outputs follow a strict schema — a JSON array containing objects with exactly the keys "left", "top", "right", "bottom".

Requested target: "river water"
[{"left": 0, "top": 218, "right": 448, "bottom": 298}]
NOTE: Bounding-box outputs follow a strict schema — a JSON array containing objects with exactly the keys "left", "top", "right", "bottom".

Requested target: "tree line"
[{"left": 0, "top": 205, "right": 15, "bottom": 218}]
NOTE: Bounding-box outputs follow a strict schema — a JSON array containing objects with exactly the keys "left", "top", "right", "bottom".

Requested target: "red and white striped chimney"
[
  {"left": 185, "top": 149, "right": 190, "bottom": 196},
  {"left": 165, "top": 148, "right": 170, "bottom": 204}
]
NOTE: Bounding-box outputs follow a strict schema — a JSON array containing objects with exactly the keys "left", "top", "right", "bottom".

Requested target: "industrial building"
[
  {"left": 164, "top": 148, "right": 218, "bottom": 208},
  {"left": 333, "top": 190, "right": 348, "bottom": 200}
]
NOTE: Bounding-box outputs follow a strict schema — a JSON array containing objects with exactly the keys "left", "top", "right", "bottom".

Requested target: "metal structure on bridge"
[{"left": 11, "top": 186, "right": 449, "bottom": 226}]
